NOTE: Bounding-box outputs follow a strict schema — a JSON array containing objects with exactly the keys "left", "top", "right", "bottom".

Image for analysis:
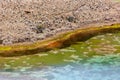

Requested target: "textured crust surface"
[
  {"left": 0, "top": 0, "right": 120, "bottom": 45},
  {"left": 0, "top": 24, "right": 120, "bottom": 57}
]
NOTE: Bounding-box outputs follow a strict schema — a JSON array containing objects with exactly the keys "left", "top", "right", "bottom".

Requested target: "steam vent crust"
[{"left": 0, "top": 0, "right": 120, "bottom": 56}]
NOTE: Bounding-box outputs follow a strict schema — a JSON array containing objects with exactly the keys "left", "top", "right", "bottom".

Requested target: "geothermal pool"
[
  {"left": 1, "top": 63, "right": 120, "bottom": 80},
  {"left": 0, "top": 32, "right": 120, "bottom": 80}
]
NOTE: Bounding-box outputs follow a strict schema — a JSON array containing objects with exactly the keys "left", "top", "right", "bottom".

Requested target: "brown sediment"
[
  {"left": 0, "top": 23, "right": 120, "bottom": 57},
  {"left": 0, "top": 0, "right": 120, "bottom": 56}
]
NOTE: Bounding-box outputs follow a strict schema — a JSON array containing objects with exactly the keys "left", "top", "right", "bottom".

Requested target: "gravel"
[{"left": 0, "top": 0, "right": 120, "bottom": 45}]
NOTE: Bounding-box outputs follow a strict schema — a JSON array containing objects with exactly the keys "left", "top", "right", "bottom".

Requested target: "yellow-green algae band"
[{"left": 0, "top": 24, "right": 120, "bottom": 57}]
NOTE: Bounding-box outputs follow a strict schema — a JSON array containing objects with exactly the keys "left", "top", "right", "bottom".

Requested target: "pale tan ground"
[{"left": 0, "top": 0, "right": 120, "bottom": 45}]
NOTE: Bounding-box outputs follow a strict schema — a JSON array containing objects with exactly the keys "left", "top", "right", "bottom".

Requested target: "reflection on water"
[{"left": 1, "top": 32, "right": 120, "bottom": 80}]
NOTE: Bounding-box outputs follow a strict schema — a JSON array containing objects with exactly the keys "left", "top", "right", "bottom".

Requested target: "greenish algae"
[
  {"left": 0, "top": 24, "right": 120, "bottom": 56},
  {"left": 0, "top": 31, "right": 120, "bottom": 71}
]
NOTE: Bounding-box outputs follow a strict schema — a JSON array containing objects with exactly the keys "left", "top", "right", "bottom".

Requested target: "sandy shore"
[{"left": 0, "top": 0, "right": 120, "bottom": 45}]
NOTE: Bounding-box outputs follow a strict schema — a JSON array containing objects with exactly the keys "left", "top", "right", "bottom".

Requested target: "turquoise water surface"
[{"left": 1, "top": 32, "right": 120, "bottom": 80}]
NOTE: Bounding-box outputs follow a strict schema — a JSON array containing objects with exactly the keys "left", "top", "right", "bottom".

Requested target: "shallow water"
[
  {"left": 1, "top": 54, "right": 120, "bottom": 80},
  {"left": 1, "top": 32, "right": 120, "bottom": 80},
  {"left": 1, "top": 64, "right": 120, "bottom": 80}
]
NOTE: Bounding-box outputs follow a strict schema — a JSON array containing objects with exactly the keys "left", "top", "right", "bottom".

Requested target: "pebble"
[{"left": 0, "top": 0, "right": 120, "bottom": 45}]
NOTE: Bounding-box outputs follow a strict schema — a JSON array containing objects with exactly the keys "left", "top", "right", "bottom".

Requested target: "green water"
[{"left": 0, "top": 32, "right": 120, "bottom": 71}]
